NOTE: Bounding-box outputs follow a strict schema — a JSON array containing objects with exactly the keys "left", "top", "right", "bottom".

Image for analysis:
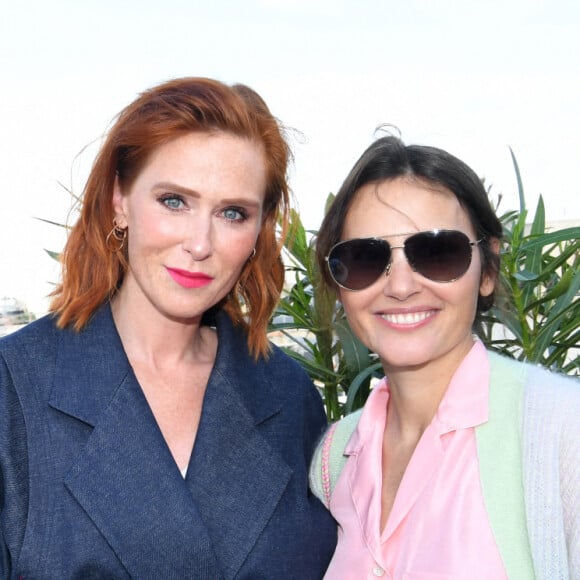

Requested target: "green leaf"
[
  {"left": 345, "top": 362, "right": 383, "bottom": 414},
  {"left": 284, "top": 209, "right": 309, "bottom": 264},
  {"left": 513, "top": 270, "right": 539, "bottom": 282},
  {"left": 532, "top": 268, "right": 580, "bottom": 360},
  {"left": 519, "top": 227, "right": 580, "bottom": 250},
  {"left": 35, "top": 217, "right": 70, "bottom": 229},
  {"left": 44, "top": 249, "right": 61, "bottom": 261},
  {"left": 335, "top": 319, "right": 370, "bottom": 374},
  {"left": 509, "top": 147, "right": 527, "bottom": 232},
  {"left": 521, "top": 196, "right": 546, "bottom": 304},
  {"left": 525, "top": 266, "right": 576, "bottom": 309}
]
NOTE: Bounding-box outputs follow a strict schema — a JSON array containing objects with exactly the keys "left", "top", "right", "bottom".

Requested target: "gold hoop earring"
[
  {"left": 249, "top": 248, "right": 256, "bottom": 260},
  {"left": 106, "top": 223, "right": 127, "bottom": 252}
]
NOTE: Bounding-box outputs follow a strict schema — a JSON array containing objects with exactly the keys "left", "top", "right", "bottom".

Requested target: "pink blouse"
[{"left": 325, "top": 341, "right": 508, "bottom": 579}]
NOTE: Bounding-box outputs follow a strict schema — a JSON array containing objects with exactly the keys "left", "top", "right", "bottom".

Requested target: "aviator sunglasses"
[{"left": 326, "top": 229, "right": 483, "bottom": 291}]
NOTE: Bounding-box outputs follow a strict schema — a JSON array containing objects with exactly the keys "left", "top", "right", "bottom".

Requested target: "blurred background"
[{"left": 1, "top": 0, "right": 578, "bottom": 318}]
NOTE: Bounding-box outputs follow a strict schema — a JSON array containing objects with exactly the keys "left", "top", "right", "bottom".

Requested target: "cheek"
[
  {"left": 217, "top": 232, "right": 258, "bottom": 272},
  {"left": 446, "top": 275, "right": 481, "bottom": 317},
  {"left": 227, "top": 225, "right": 261, "bottom": 252},
  {"left": 125, "top": 219, "right": 175, "bottom": 264},
  {"left": 339, "top": 292, "right": 369, "bottom": 326}
]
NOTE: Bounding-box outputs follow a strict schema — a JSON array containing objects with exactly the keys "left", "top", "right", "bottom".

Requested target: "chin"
[
  {"left": 159, "top": 304, "right": 208, "bottom": 323},
  {"left": 380, "top": 349, "right": 434, "bottom": 371}
]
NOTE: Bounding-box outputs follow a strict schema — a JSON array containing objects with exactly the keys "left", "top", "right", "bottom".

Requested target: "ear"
[
  {"left": 112, "top": 176, "right": 128, "bottom": 228},
  {"left": 480, "top": 237, "right": 501, "bottom": 297}
]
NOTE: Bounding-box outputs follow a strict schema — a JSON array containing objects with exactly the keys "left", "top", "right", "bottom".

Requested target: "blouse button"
[{"left": 372, "top": 565, "right": 385, "bottom": 576}]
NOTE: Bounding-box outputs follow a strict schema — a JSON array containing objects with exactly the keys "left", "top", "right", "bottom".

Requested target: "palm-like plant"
[
  {"left": 270, "top": 153, "right": 579, "bottom": 419},
  {"left": 269, "top": 204, "right": 381, "bottom": 421},
  {"left": 35, "top": 181, "right": 79, "bottom": 261},
  {"left": 478, "top": 151, "right": 579, "bottom": 374}
]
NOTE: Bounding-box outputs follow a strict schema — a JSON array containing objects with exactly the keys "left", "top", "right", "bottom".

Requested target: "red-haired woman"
[{"left": 0, "top": 78, "right": 336, "bottom": 578}]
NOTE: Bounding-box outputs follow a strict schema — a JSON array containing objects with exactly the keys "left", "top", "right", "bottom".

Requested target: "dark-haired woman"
[
  {"left": 310, "top": 135, "right": 579, "bottom": 579},
  {"left": 0, "top": 77, "right": 336, "bottom": 578}
]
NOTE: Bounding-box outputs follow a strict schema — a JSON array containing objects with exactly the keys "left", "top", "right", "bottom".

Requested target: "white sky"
[{"left": 1, "top": 0, "right": 579, "bottom": 315}]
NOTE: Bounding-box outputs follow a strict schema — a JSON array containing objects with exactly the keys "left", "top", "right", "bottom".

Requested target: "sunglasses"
[{"left": 326, "top": 229, "right": 482, "bottom": 291}]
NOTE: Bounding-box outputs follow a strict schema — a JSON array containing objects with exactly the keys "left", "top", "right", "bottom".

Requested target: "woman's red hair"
[{"left": 50, "top": 77, "right": 291, "bottom": 359}]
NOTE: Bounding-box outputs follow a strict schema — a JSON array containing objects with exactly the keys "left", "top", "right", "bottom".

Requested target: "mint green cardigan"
[{"left": 310, "top": 351, "right": 580, "bottom": 579}]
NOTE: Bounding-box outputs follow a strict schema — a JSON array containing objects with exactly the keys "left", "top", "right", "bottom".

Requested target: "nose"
[
  {"left": 382, "top": 246, "right": 420, "bottom": 300},
  {"left": 181, "top": 215, "right": 213, "bottom": 260}
]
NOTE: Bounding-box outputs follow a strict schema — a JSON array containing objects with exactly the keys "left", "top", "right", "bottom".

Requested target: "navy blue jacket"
[{"left": 0, "top": 304, "right": 336, "bottom": 578}]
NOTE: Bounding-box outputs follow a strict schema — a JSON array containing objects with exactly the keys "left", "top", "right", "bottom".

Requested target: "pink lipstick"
[{"left": 166, "top": 267, "right": 213, "bottom": 289}]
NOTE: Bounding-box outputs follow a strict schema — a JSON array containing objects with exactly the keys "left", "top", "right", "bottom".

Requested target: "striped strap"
[{"left": 321, "top": 422, "right": 339, "bottom": 507}]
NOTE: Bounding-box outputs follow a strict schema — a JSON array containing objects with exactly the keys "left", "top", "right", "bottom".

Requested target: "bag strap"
[
  {"left": 321, "top": 422, "right": 339, "bottom": 506},
  {"left": 311, "top": 409, "right": 363, "bottom": 508}
]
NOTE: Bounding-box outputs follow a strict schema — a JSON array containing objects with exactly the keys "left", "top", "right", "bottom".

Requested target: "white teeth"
[{"left": 381, "top": 311, "right": 433, "bottom": 324}]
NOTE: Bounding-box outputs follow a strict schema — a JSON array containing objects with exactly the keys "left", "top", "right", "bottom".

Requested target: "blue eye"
[
  {"left": 159, "top": 195, "right": 185, "bottom": 211},
  {"left": 223, "top": 207, "right": 248, "bottom": 221}
]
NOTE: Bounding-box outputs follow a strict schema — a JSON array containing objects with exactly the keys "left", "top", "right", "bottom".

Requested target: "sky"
[{"left": 1, "top": 0, "right": 579, "bottom": 315}]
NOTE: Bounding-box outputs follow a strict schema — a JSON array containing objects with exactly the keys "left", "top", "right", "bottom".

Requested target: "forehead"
[
  {"left": 343, "top": 177, "right": 475, "bottom": 238},
  {"left": 131, "top": 131, "right": 268, "bottom": 194},
  {"left": 146, "top": 131, "right": 265, "bottom": 167}
]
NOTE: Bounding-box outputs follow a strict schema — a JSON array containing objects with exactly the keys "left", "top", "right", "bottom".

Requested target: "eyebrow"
[{"left": 153, "top": 181, "right": 263, "bottom": 208}]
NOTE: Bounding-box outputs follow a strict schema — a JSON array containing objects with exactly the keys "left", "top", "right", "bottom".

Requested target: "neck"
[
  {"left": 382, "top": 343, "right": 473, "bottom": 438},
  {"left": 110, "top": 290, "right": 214, "bottom": 368},
  {"left": 385, "top": 371, "right": 446, "bottom": 440},
  {"left": 382, "top": 334, "right": 473, "bottom": 435}
]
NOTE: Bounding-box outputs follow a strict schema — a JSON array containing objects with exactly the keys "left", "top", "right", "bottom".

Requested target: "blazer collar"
[
  {"left": 49, "top": 305, "right": 282, "bottom": 426},
  {"left": 49, "top": 302, "right": 131, "bottom": 426},
  {"left": 50, "top": 304, "right": 292, "bottom": 579}
]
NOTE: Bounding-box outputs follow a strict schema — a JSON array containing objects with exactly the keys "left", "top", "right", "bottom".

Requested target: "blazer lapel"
[
  {"left": 49, "top": 306, "right": 292, "bottom": 578},
  {"left": 185, "top": 312, "right": 292, "bottom": 579},
  {"left": 50, "top": 305, "right": 222, "bottom": 578}
]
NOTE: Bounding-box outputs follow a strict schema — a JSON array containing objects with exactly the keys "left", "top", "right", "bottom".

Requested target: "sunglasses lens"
[
  {"left": 406, "top": 230, "right": 473, "bottom": 281},
  {"left": 328, "top": 239, "right": 391, "bottom": 290}
]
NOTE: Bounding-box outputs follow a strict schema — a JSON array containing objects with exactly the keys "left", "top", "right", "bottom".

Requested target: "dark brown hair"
[{"left": 316, "top": 135, "right": 503, "bottom": 314}]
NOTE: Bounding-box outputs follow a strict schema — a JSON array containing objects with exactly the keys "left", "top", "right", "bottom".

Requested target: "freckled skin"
[{"left": 112, "top": 132, "right": 267, "bottom": 326}]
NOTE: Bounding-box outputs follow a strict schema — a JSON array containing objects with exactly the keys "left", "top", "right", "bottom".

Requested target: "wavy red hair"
[{"left": 50, "top": 77, "right": 291, "bottom": 359}]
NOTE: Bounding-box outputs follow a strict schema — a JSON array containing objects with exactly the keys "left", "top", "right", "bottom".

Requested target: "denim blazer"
[{"left": 0, "top": 304, "right": 336, "bottom": 579}]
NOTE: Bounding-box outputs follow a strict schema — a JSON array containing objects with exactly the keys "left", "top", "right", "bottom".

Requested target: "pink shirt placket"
[{"left": 325, "top": 341, "right": 508, "bottom": 579}]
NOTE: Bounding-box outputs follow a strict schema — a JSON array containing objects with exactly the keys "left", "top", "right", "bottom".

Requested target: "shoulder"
[
  {"left": 215, "top": 310, "right": 316, "bottom": 398},
  {"left": 487, "top": 349, "right": 578, "bottom": 397},
  {"left": 490, "top": 350, "right": 579, "bottom": 400},
  {"left": 323, "top": 409, "right": 364, "bottom": 474},
  {"left": 213, "top": 313, "right": 326, "bottom": 436},
  {"left": 0, "top": 315, "right": 65, "bottom": 429},
  {"left": 332, "top": 408, "right": 364, "bottom": 438},
  {"left": 4, "top": 312, "right": 57, "bottom": 338},
  {"left": 523, "top": 359, "right": 579, "bottom": 391},
  {"left": 487, "top": 349, "right": 580, "bottom": 437},
  {"left": 0, "top": 306, "right": 118, "bottom": 404},
  {"left": 257, "top": 343, "right": 327, "bottom": 424},
  {"left": 521, "top": 359, "right": 580, "bottom": 430},
  {"left": 309, "top": 409, "right": 363, "bottom": 506},
  {"left": 264, "top": 342, "right": 313, "bottom": 386},
  {"left": 0, "top": 314, "right": 61, "bottom": 373}
]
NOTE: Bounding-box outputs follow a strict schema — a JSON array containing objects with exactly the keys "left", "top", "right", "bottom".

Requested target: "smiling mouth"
[
  {"left": 166, "top": 267, "right": 214, "bottom": 289},
  {"left": 380, "top": 310, "right": 436, "bottom": 325}
]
